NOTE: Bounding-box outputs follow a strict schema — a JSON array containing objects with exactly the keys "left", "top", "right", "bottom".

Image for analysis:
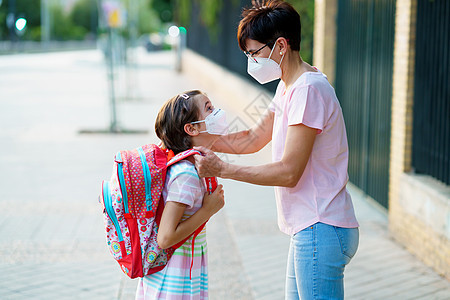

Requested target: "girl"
[
  {"left": 136, "top": 90, "right": 226, "bottom": 300},
  {"left": 194, "top": 1, "right": 359, "bottom": 299}
]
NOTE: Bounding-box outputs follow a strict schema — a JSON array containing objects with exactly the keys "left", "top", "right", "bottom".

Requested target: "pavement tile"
[
  {"left": 207, "top": 210, "right": 253, "bottom": 300},
  {"left": 117, "top": 279, "right": 139, "bottom": 300}
]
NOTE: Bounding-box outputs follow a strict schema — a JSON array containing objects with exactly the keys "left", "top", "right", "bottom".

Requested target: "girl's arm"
[
  {"left": 195, "top": 124, "right": 317, "bottom": 188},
  {"left": 157, "top": 185, "right": 224, "bottom": 249},
  {"left": 211, "top": 109, "right": 274, "bottom": 154}
]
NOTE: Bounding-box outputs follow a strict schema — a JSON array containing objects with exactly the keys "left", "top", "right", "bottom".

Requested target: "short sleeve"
[
  {"left": 268, "top": 100, "right": 277, "bottom": 113},
  {"left": 165, "top": 163, "right": 203, "bottom": 209},
  {"left": 287, "top": 85, "right": 327, "bottom": 134}
]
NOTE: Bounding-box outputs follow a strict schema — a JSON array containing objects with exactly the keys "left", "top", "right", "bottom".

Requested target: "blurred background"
[{"left": 0, "top": 0, "right": 314, "bottom": 91}]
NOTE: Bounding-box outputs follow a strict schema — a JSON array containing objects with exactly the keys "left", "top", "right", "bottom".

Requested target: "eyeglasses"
[
  {"left": 244, "top": 38, "right": 289, "bottom": 63},
  {"left": 244, "top": 42, "right": 270, "bottom": 63}
]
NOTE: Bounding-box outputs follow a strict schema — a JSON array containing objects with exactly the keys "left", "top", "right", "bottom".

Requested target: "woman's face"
[
  {"left": 246, "top": 39, "right": 276, "bottom": 58},
  {"left": 245, "top": 38, "right": 283, "bottom": 64},
  {"left": 246, "top": 39, "right": 270, "bottom": 58}
]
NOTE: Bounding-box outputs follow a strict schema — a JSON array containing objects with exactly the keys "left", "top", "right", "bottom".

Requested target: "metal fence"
[
  {"left": 412, "top": 0, "right": 450, "bottom": 185},
  {"left": 184, "top": 0, "right": 280, "bottom": 93},
  {"left": 182, "top": 0, "right": 312, "bottom": 94},
  {"left": 335, "top": 0, "right": 396, "bottom": 208}
]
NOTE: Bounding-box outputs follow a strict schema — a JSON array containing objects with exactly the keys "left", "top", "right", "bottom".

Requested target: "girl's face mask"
[{"left": 191, "top": 108, "right": 229, "bottom": 135}]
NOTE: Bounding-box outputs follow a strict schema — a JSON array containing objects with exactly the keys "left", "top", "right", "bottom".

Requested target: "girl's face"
[
  {"left": 184, "top": 94, "right": 228, "bottom": 148},
  {"left": 193, "top": 94, "right": 215, "bottom": 132},
  {"left": 183, "top": 94, "right": 220, "bottom": 148}
]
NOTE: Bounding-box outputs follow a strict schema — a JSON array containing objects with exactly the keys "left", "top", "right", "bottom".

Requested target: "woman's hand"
[
  {"left": 193, "top": 146, "right": 226, "bottom": 177},
  {"left": 201, "top": 184, "right": 225, "bottom": 216}
]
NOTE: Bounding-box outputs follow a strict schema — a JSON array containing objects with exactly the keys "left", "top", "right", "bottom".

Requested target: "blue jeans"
[{"left": 285, "top": 222, "right": 359, "bottom": 300}]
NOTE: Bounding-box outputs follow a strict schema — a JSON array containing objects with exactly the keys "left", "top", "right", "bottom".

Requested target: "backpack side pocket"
[{"left": 102, "top": 180, "right": 127, "bottom": 259}]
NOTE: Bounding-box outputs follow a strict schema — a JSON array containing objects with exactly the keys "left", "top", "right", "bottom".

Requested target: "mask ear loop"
[
  {"left": 190, "top": 119, "right": 207, "bottom": 134},
  {"left": 267, "top": 43, "right": 277, "bottom": 61},
  {"left": 278, "top": 51, "right": 285, "bottom": 66},
  {"left": 268, "top": 38, "right": 286, "bottom": 66}
]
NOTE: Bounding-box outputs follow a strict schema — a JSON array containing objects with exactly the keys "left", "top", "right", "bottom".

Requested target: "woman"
[{"left": 194, "top": 1, "right": 359, "bottom": 299}]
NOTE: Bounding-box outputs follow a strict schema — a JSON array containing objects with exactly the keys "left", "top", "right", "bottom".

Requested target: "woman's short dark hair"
[
  {"left": 237, "top": 0, "right": 301, "bottom": 52},
  {"left": 155, "top": 90, "right": 203, "bottom": 154}
]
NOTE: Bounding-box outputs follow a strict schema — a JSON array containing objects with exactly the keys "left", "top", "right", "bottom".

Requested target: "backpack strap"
[
  {"left": 166, "top": 149, "right": 201, "bottom": 167},
  {"left": 167, "top": 149, "right": 217, "bottom": 195}
]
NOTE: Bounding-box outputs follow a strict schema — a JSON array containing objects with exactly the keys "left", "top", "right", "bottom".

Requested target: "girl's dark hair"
[
  {"left": 237, "top": 0, "right": 301, "bottom": 52},
  {"left": 155, "top": 90, "right": 203, "bottom": 154}
]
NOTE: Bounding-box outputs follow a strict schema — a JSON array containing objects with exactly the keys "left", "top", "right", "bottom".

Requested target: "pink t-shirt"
[{"left": 269, "top": 70, "right": 359, "bottom": 235}]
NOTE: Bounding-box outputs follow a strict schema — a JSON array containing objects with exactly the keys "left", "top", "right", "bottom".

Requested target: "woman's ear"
[
  {"left": 184, "top": 123, "right": 199, "bottom": 137},
  {"left": 277, "top": 37, "right": 289, "bottom": 56}
]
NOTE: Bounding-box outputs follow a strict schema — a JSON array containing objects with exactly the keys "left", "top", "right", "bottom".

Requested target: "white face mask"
[
  {"left": 247, "top": 43, "right": 285, "bottom": 84},
  {"left": 191, "top": 108, "right": 229, "bottom": 135}
]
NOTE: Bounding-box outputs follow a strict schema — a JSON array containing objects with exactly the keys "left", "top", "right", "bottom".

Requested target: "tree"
[
  {"left": 138, "top": 0, "right": 162, "bottom": 34},
  {"left": 150, "top": 0, "right": 173, "bottom": 23},
  {"left": 287, "top": 0, "right": 314, "bottom": 64},
  {"left": 50, "top": 2, "right": 86, "bottom": 41},
  {"left": 70, "top": 0, "right": 99, "bottom": 36}
]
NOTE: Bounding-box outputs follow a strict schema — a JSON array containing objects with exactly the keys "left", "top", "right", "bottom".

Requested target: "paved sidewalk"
[{"left": 0, "top": 49, "right": 449, "bottom": 299}]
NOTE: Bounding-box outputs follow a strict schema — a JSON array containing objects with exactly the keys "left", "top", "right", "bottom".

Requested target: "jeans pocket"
[{"left": 334, "top": 227, "right": 359, "bottom": 260}]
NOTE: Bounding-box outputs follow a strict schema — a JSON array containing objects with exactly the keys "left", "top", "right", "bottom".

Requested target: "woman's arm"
[
  {"left": 195, "top": 124, "right": 316, "bottom": 188},
  {"left": 157, "top": 185, "right": 225, "bottom": 249},
  {"left": 211, "top": 109, "right": 274, "bottom": 154}
]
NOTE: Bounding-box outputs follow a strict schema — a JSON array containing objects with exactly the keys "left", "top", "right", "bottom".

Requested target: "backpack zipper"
[
  {"left": 102, "top": 181, "right": 126, "bottom": 250},
  {"left": 115, "top": 152, "right": 130, "bottom": 216},
  {"left": 137, "top": 147, "right": 153, "bottom": 213}
]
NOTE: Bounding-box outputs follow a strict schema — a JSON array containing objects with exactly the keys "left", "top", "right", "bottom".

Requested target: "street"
[{"left": 0, "top": 49, "right": 449, "bottom": 299}]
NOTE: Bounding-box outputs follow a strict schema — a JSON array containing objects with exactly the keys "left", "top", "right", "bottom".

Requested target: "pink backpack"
[{"left": 99, "top": 144, "right": 217, "bottom": 278}]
